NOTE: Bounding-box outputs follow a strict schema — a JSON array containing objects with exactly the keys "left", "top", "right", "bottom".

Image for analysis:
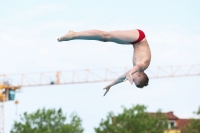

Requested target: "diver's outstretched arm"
[{"left": 103, "top": 70, "right": 130, "bottom": 96}]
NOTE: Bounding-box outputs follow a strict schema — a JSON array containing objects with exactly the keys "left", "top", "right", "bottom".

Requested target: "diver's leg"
[
  {"left": 58, "top": 30, "right": 107, "bottom": 42},
  {"left": 57, "top": 29, "right": 139, "bottom": 44}
]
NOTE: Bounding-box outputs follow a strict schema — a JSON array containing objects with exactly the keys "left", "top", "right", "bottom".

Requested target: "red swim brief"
[{"left": 130, "top": 29, "right": 145, "bottom": 45}]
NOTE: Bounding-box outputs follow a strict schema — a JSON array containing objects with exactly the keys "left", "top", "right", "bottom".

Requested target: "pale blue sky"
[{"left": 0, "top": 0, "right": 200, "bottom": 133}]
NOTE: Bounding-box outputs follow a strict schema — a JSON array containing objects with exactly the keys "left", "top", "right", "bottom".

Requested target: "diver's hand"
[
  {"left": 103, "top": 85, "right": 111, "bottom": 96},
  {"left": 123, "top": 74, "right": 133, "bottom": 84}
]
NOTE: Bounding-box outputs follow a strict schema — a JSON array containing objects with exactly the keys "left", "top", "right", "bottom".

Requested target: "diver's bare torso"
[{"left": 132, "top": 38, "right": 151, "bottom": 72}]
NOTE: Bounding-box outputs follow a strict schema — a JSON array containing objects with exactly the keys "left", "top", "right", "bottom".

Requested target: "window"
[
  {"left": 170, "top": 122, "right": 175, "bottom": 128},
  {"left": 168, "top": 121, "right": 176, "bottom": 129}
]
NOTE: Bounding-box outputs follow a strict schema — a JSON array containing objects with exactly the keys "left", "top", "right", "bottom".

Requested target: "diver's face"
[{"left": 132, "top": 72, "right": 144, "bottom": 85}]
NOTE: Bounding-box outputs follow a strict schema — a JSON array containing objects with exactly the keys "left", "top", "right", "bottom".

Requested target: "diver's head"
[{"left": 132, "top": 72, "right": 149, "bottom": 88}]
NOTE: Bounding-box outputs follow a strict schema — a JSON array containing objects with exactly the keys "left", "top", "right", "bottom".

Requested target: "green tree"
[
  {"left": 10, "top": 108, "right": 84, "bottom": 133},
  {"left": 182, "top": 106, "right": 200, "bottom": 133},
  {"left": 94, "top": 104, "right": 168, "bottom": 133}
]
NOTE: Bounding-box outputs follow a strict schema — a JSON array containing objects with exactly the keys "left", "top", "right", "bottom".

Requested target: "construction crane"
[{"left": 0, "top": 64, "right": 200, "bottom": 133}]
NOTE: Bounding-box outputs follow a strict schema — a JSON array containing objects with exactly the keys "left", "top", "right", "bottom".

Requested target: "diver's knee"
[{"left": 101, "top": 32, "right": 110, "bottom": 42}]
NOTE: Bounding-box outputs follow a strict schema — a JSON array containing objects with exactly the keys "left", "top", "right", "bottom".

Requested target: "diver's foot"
[{"left": 57, "top": 30, "right": 75, "bottom": 42}]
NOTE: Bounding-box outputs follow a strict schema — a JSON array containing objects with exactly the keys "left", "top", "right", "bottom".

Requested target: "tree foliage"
[
  {"left": 10, "top": 108, "right": 84, "bottom": 133},
  {"left": 182, "top": 106, "right": 200, "bottom": 133},
  {"left": 94, "top": 104, "right": 168, "bottom": 133}
]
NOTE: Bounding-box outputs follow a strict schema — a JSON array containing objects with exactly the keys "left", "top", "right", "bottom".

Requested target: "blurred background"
[{"left": 0, "top": 0, "right": 200, "bottom": 132}]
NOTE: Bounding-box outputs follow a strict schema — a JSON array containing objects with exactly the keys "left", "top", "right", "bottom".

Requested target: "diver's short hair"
[{"left": 136, "top": 72, "right": 149, "bottom": 88}]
